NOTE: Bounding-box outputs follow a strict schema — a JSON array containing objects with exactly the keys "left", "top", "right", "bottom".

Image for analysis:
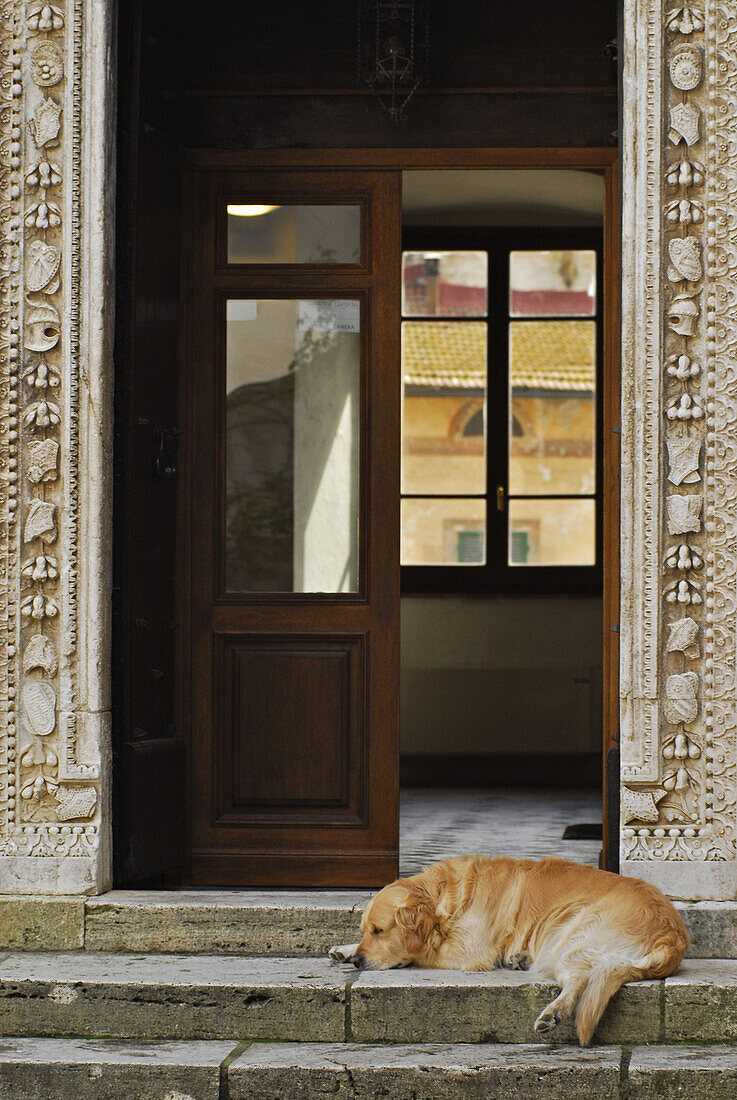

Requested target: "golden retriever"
[{"left": 330, "top": 855, "right": 688, "bottom": 1045}]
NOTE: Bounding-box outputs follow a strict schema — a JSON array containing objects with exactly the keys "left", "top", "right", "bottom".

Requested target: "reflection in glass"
[
  {"left": 509, "top": 250, "right": 596, "bottom": 317},
  {"left": 508, "top": 498, "right": 595, "bottom": 566},
  {"left": 402, "top": 251, "right": 487, "bottom": 317},
  {"left": 508, "top": 321, "right": 595, "bottom": 496},
  {"left": 227, "top": 205, "right": 361, "bottom": 264},
  {"left": 225, "top": 298, "right": 360, "bottom": 592},
  {"left": 401, "top": 498, "right": 486, "bottom": 565},
  {"left": 401, "top": 321, "right": 487, "bottom": 498}
]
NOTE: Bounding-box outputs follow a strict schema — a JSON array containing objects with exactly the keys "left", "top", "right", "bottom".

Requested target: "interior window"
[{"left": 400, "top": 231, "right": 602, "bottom": 593}]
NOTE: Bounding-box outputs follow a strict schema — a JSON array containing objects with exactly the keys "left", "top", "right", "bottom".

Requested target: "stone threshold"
[
  {"left": 0, "top": 889, "right": 736, "bottom": 957},
  {"left": 0, "top": 1040, "right": 735, "bottom": 1099}
]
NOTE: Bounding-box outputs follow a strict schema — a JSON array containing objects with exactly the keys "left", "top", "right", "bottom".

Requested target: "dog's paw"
[
  {"left": 328, "top": 942, "right": 359, "bottom": 963},
  {"left": 534, "top": 1008, "right": 563, "bottom": 1034},
  {"left": 505, "top": 952, "right": 530, "bottom": 971}
]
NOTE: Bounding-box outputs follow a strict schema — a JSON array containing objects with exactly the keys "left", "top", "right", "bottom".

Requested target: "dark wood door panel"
[
  {"left": 215, "top": 634, "right": 366, "bottom": 825},
  {"left": 181, "top": 166, "right": 401, "bottom": 885}
]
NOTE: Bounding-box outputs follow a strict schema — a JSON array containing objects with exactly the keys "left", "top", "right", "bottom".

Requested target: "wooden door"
[{"left": 180, "top": 167, "right": 401, "bottom": 885}]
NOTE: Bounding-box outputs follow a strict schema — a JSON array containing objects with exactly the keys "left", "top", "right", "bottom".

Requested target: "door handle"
[
  {"left": 496, "top": 485, "right": 506, "bottom": 512},
  {"left": 154, "top": 426, "right": 181, "bottom": 480}
]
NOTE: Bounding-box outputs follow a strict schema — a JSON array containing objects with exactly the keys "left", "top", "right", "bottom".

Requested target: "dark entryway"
[{"left": 113, "top": 0, "right": 619, "bottom": 886}]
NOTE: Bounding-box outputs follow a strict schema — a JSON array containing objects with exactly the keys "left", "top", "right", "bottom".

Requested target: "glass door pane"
[
  {"left": 227, "top": 204, "right": 361, "bottom": 264},
  {"left": 508, "top": 320, "right": 596, "bottom": 497},
  {"left": 225, "top": 297, "right": 360, "bottom": 592}
]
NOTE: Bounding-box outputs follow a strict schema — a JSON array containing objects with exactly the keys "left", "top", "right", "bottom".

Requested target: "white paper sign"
[
  {"left": 298, "top": 299, "right": 360, "bottom": 333},
  {"left": 227, "top": 299, "right": 258, "bottom": 321}
]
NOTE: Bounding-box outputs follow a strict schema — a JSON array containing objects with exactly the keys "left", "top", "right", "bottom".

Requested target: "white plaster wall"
[{"left": 401, "top": 597, "right": 602, "bottom": 756}]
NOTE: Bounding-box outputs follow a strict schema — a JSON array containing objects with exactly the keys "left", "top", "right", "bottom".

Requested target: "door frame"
[{"left": 180, "top": 146, "right": 620, "bottom": 875}]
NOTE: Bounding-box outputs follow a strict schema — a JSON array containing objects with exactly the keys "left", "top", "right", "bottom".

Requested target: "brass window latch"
[{"left": 496, "top": 484, "right": 505, "bottom": 512}]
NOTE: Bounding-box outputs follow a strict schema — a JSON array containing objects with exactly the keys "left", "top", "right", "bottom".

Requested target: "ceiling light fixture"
[
  {"left": 226, "top": 205, "right": 281, "bottom": 217},
  {"left": 358, "top": 0, "right": 429, "bottom": 122}
]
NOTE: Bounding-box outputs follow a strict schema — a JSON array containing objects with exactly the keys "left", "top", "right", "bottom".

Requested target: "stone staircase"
[{"left": 0, "top": 890, "right": 736, "bottom": 1097}]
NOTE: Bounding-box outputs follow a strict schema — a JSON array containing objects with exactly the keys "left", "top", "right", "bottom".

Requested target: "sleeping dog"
[{"left": 329, "top": 854, "right": 688, "bottom": 1045}]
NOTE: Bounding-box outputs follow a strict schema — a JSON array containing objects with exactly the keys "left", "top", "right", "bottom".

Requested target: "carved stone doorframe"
[
  {"left": 0, "top": 1, "right": 114, "bottom": 893},
  {"left": 620, "top": 1, "right": 737, "bottom": 899},
  {"left": 1, "top": 1, "right": 737, "bottom": 898}
]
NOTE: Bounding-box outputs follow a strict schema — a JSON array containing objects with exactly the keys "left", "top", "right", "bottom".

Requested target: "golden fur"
[{"left": 349, "top": 855, "right": 688, "bottom": 1045}]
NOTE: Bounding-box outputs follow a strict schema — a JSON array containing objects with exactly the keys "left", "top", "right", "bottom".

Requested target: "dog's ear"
[{"left": 394, "top": 887, "right": 436, "bottom": 956}]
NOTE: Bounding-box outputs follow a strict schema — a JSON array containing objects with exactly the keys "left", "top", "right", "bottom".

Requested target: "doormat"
[{"left": 562, "top": 823, "right": 602, "bottom": 840}]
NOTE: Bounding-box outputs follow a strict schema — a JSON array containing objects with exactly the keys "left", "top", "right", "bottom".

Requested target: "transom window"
[{"left": 400, "top": 227, "right": 603, "bottom": 593}]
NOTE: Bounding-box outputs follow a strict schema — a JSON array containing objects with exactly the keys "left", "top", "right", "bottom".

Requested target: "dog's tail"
[
  {"left": 574, "top": 923, "right": 689, "bottom": 1045},
  {"left": 574, "top": 960, "right": 639, "bottom": 1045}
]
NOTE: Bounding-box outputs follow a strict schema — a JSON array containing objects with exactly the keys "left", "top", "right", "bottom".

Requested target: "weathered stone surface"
[
  {"left": 227, "top": 1041, "right": 621, "bottom": 1099},
  {"left": 664, "top": 959, "right": 737, "bottom": 1041},
  {"left": 0, "top": 897, "right": 84, "bottom": 950},
  {"left": 351, "top": 967, "right": 660, "bottom": 1045},
  {"left": 84, "top": 890, "right": 368, "bottom": 954},
  {"left": 676, "top": 902, "right": 737, "bottom": 958},
  {"left": 628, "top": 1045, "right": 737, "bottom": 1099},
  {"left": 0, "top": 1038, "right": 234, "bottom": 1100},
  {"left": 0, "top": 953, "right": 347, "bottom": 1041}
]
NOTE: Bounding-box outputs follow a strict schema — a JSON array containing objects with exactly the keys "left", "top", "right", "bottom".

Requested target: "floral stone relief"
[{"left": 620, "top": 2, "right": 737, "bottom": 891}]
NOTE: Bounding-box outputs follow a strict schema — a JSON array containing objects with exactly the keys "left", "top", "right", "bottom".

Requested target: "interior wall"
[{"left": 401, "top": 597, "right": 603, "bottom": 756}]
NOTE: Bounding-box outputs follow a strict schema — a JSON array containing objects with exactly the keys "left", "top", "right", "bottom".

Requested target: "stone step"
[
  {"left": 228, "top": 1042, "right": 737, "bottom": 1100},
  {"left": 0, "top": 954, "right": 348, "bottom": 1041},
  {"left": 0, "top": 1038, "right": 238, "bottom": 1100},
  {"left": 1, "top": 1040, "right": 734, "bottom": 1100},
  {"left": 1, "top": 953, "right": 737, "bottom": 1045},
  {"left": 2, "top": 891, "right": 736, "bottom": 958},
  {"left": 83, "top": 889, "right": 372, "bottom": 955}
]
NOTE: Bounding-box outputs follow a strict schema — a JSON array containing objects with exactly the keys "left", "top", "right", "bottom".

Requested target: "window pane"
[
  {"left": 508, "top": 321, "right": 595, "bottom": 496},
  {"left": 227, "top": 205, "right": 361, "bottom": 264},
  {"left": 402, "top": 321, "right": 487, "bottom": 496},
  {"left": 402, "top": 251, "right": 487, "bottom": 317},
  {"left": 508, "top": 498, "right": 595, "bottom": 566},
  {"left": 225, "top": 298, "right": 360, "bottom": 592},
  {"left": 509, "top": 250, "right": 596, "bottom": 317},
  {"left": 402, "top": 498, "right": 486, "bottom": 565}
]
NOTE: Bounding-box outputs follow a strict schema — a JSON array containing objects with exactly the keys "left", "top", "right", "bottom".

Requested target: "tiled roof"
[{"left": 403, "top": 320, "right": 595, "bottom": 392}]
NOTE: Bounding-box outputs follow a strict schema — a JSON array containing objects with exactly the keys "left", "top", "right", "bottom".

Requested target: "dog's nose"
[{"left": 349, "top": 952, "right": 366, "bottom": 969}]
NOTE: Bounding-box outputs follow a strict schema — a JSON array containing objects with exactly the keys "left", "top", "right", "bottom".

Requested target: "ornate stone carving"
[
  {"left": 666, "top": 438, "right": 701, "bottom": 484},
  {"left": 666, "top": 495, "right": 703, "bottom": 534},
  {"left": 669, "top": 101, "right": 701, "bottom": 145},
  {"left": 666, "top": 617, "right": 700, "bottom": 658},
  {"left": 28, "top": 97, "right": 61, "bottom": 148},
  {"left": 668, "top": 291, "right": 700, "bottom": 335},
  {"left": 667, "top": 236, "right": 702, "bottom": 281},
  {"left": 0, "top": 0, "right": 109, "bottom": 891},
  {"left": 665, "top": 8, "right": 705, "bottom": 36},
  {"left": 621, "top": 1, "right": 737, "bottom": 897},
  {"left": 30, "top": 42, "right": 63, "bottom": 88},
  {"left": 669, "top": 44, "right": 702, "bottom": 90},
  {"left": 623, "top": 787, "right": 667, "bottom": 825}
]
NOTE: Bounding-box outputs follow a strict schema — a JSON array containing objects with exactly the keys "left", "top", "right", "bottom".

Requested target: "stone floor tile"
[{"left": 399, "top": 788, "right": 602, "bottom": 876}]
